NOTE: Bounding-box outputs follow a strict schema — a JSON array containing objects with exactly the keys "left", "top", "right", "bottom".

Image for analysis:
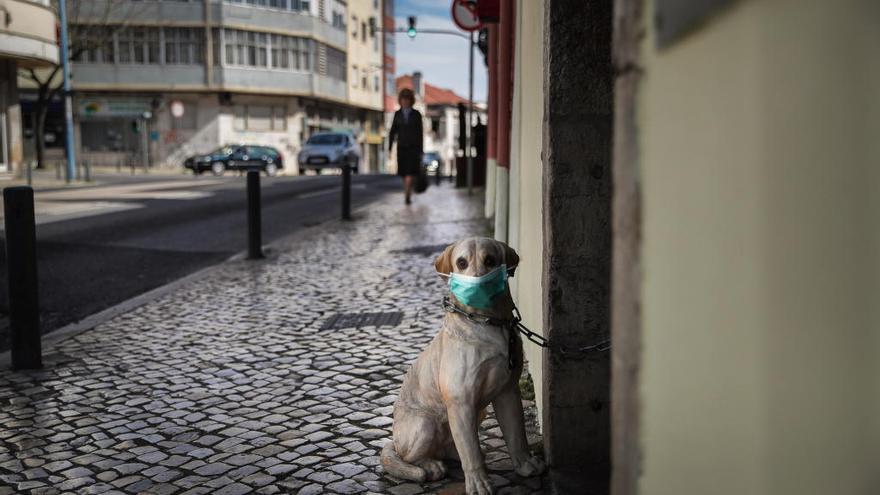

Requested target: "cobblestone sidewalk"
[{"left": 0, "top": 184, "right": 547, "bottom": 495}]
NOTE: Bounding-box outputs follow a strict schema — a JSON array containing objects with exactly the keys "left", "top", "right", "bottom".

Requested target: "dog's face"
[{"left": 434, "top": 237, "right": 519, "bottom": 279}]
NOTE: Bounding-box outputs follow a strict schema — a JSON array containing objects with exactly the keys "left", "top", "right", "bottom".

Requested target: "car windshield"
[{"left": 307, "top": 134, "right": 344, "bottom": 145}]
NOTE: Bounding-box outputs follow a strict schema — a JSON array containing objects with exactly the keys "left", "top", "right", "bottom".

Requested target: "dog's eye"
[
  {"left": 484, "top": 255, "right": 496, "bottom": 267},
  {"left": 456, "top": 258, "right": 468, "bottom": 270}
]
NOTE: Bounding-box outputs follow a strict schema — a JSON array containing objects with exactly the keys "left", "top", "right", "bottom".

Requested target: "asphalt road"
[{"left": 0, "top": 173, "right": 401, "bottom": 350}]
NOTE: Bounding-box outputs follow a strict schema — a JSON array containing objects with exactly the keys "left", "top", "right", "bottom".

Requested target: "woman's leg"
[{"left": 404, "top": 175, "right": 414, "bottom": 203}]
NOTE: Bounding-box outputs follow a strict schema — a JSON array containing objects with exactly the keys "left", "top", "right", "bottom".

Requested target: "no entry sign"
[{"left": 451, "top": 0, "right": 482, "bottom": 32}]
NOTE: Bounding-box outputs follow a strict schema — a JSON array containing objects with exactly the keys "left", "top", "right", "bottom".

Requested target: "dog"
[{"left": 381, "top": 237, "right": 545, "bottom": 495}]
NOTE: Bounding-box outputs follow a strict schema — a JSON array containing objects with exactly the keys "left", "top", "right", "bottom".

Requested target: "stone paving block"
[{"left": 0, "top": 186, "right": 546, "bottom": 494}]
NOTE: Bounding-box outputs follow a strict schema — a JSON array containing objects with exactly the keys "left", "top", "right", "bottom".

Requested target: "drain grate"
[
  {"left": 390, "top": 243, "right": 449, "bottom": 256},
  {"left": 321, "top": 311, "right": 404, "bottom": 330}
]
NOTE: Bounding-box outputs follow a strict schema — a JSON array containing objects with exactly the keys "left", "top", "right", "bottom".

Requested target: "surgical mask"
[{"left": 439, "top": 264, "right": 508, "bottom": 309}]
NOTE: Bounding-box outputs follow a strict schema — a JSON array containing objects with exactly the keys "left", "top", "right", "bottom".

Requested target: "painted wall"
[
  {"left": 637, "top": 1, "right": 880, "bottom": 494},
  {"left": 507, "top": 0, "right": 545, "bottom": 419},
  {"left": 346, "top": 0, "right": 383, "bottom": 111}
]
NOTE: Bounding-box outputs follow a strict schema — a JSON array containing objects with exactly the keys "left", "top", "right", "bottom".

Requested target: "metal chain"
[{"left": 441, "top": 297, "right": 611, "bottom": 358}]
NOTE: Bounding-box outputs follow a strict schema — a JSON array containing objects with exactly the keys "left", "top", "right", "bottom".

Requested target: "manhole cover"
[
  {"left": 321, "top": 311, "right": 404, "bottom": 330},
  {"left": 390, "top": 243, "right": 449, "bottom": 256}
]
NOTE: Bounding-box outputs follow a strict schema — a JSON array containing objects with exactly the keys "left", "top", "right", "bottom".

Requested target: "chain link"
[{"left": 441, "top": 297, "right": 611, "bottom": 358}]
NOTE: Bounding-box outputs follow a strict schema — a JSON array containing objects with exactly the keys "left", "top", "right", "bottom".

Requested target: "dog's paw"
[
  {"left": 417, "top": 458, "right": 448, "bottom": 481},
  {"left": 514, "top": 455, "right": 546, "bottom": 477},
  {"left": 464, "top": 468, "right": 494, "bottom": 495}
]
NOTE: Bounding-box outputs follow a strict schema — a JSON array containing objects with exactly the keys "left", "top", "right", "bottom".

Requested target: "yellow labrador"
[{"left": 381, "top": 237, "right": 545, "bottom": 494}]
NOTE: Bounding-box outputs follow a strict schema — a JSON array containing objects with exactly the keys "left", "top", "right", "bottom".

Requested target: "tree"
[{"left": 19, "top": 0, "right": 141, "bottom": 170}]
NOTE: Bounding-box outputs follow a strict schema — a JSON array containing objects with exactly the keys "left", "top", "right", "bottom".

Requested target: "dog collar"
[{"left": 441, "top": 296, "right": 518, "bottom": 370}]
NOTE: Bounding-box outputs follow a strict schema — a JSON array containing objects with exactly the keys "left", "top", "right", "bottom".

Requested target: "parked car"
[
  {"left": 422, "top": 151, "right": 442, "bottom": 175},
  {"left": 298, "top": 132, "right": 361, "bottom": 174},
  {"left": 184, "top": 145, "right": 282, "bottom": 176}
]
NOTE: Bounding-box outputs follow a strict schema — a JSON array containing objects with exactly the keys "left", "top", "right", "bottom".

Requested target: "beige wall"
[
  {"left": 637, "top": 0, "right": 880, "bottom": 494},
  {"left": 346, "top": 0, "right": 383, "bottom": 111},
  {"left": 508, "top": 0, "right": 545, "bottom": 417},
  {"left": 0, "top": 0, "right": 58, "bottom": 67}
]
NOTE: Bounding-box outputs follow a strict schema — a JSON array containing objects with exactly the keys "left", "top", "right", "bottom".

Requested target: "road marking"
[{"left": 296, "top": 184, "right": 367, "bottom": 199}]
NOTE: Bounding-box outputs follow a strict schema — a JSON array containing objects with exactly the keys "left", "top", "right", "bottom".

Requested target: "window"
[
  {"left": 361, "top": 21, "right": 367, "bottom": 43},
  {"left": 116, "top": 27, "right": 160, "bottom": 64},
  {"left": 351, "top": 65, "right": 358, "bottom": 87},
  {"left": 223, "top": 0, "right": 309, "bottom": 11},
  {"left": 233, "top": 105, "right": 287, "bottom": 131},
  {"left": 165, "top": 28, "right": 204, "bottom": 65},
  {"left": 351, "top": 15, "right": 358, "bottom": 38},
  {"left": 323, "top": 45, "right": 346, "bottom": 81},
  {"left": 224, "top": 29, "right": 267, "bottom": 67},
  {"left": 374, "top": 75, "right": 380, "bottom": 92},
  {"left": 361, "top": 73, "right": 367, "bottom": 89},
  {"left": 73, "top": 27, "right": 115, "bottom": 63},
  {"left": 270, "top": 34, "right": 310, "bottom": 70}
]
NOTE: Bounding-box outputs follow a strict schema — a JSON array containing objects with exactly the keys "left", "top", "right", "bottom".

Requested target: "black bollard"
[
  {"left": 341, "top": 164, "right": 352, "bottom": 220},
  {"left": 246, "top": 170, "right": 263, "bottom": 259},
  {"left": 4, "top": 187, "right": 42, "bottom": 370}
]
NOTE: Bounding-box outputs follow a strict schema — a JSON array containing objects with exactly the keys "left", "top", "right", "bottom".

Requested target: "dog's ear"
[
  {"left": 434, "top": 242, "right": 457, "bottom": 275},
  {"left": 499, "top": 241, "right": 520, "bottom": 277}
]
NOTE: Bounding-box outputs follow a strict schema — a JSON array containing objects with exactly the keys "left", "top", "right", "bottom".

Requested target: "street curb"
[{"left": 0, "top": 191, "right": 386, "bottom": 370}]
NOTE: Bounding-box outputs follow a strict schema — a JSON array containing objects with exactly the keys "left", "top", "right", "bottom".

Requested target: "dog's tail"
[{"left": 381, "top": 442, "right": 426, "bottom": 482}]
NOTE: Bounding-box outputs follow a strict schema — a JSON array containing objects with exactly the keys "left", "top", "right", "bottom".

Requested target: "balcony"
[{"left": 0, "top": 0, "right": 58, "bottom": 67}]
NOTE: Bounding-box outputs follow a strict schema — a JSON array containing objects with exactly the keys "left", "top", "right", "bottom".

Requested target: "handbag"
[{"left": 415, "top": 166, "right": 429, "bottom": 194}]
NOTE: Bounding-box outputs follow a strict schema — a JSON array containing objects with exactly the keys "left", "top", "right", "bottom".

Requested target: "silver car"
[{"left": 297, "top": 132, "right": 361, "bottom": 174}]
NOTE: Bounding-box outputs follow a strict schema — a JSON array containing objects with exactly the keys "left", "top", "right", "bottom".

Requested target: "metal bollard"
[
  {"left": 246, "top": 170, "right": 263, "bottom": 259},
  {"left": 26, "top": 160, "right": 32, "bottom": 187},
  {"left": 4, "top": 187, "right": 42, "bottom": 370},
  {"left": 341, "top": 164, "right": 352, "bottom": 220},
  {"left": 84, "top": 160, "right": 91, "bottom": 182},
  {"left": 55, "top": 162, "right": 61, "bottom": 181}
]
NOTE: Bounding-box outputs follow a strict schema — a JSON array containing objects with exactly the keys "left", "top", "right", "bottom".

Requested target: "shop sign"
[{"left": 78, "top": 98, "right": 152, "bottom": 117}]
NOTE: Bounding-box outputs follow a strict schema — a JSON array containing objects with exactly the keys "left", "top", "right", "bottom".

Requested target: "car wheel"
[
  {"left": 265, "top": 162, "right": 278, "bottom": 177},
  {"left": 211, "top": 161, "right": 225, "bottom": 176}
]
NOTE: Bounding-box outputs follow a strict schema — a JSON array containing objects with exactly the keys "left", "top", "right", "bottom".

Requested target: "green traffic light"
[{"left": 407, "top": 27, "right": 416, "bottom": 38}]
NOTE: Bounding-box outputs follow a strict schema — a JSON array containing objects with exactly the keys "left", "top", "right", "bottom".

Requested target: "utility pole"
[
  {"left": 58, "top": 0, "right": 76, "bottom": 183},
  {"left": 467, "top": 30, "right": 474, "bottom": 195}
]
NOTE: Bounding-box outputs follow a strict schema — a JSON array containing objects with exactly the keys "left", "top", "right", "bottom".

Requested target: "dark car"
[
  {"left": 422, "top": 151, "right": 442, "bottom": 175},
  {"left": 184, "top": 145, "right": 282, "bottom": 176},
  {"left": 297, "top": 132, "right": 361, "bottom": 174}
]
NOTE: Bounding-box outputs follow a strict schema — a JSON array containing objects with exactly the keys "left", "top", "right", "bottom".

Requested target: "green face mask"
[{"left": 441, "top": 264, "right": 509, "bottom": 309}]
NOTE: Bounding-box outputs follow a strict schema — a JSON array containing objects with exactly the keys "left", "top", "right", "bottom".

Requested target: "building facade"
[
  {"left": 346, "top": 0, "right": 384, "bottom": 173},
  {"left": 24, "top": 0, "right": 389, "bottom": 174},
  {"left": 0, "top": 0, "right": 58, "bottom": 174},
  {"left": 484, "top": 0, "right": 880, "bottom": 493}
]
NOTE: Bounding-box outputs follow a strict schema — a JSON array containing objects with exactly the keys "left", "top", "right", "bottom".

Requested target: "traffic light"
[
  {"left": 477, "top": 27, "right": 489, "bottom": 66},
  {"left": 406, "top": 16, "right": 417, "bottom": 38}
]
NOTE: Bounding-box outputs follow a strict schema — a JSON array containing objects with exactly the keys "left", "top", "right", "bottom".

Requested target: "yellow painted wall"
[
  {"left": 509, "top": 0, "right": 545, "bottom": 416},
  {"left": 638, "top": 0, "right": 880, "bottom": 493},
  {"left": 346, "top": 0, "right": 383, "bottom": 111}
]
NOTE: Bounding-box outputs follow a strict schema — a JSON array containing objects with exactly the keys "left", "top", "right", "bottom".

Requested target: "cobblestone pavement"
[{"left": 0, "top": 184, "right": 547, "bottom": 494}]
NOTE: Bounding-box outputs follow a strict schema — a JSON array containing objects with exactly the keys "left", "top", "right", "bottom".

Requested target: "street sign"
[
  {"left": 170, "top": 100, "right": 185, "bottom": 118},
  {"left": 451, "top": 0, "right": 481, "bottom": 32}
]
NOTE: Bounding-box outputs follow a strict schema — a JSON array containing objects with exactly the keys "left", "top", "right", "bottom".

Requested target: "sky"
[{"left": 393, "top": 0, "right": 488, "bottom": 103}]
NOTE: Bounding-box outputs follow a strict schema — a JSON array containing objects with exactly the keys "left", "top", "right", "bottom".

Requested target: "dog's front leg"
[
  {"left": 493, "top": 386, "right": 546, "bottom": 477},
  {"left": 448, "top": 403, "right": 493, "bottom": 495}
]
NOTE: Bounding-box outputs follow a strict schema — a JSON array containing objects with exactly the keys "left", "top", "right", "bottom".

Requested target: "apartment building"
[
  {"left": 26, "top": 0, "right": 389, "bottom": 174},
  {"left": 346, "top": 0, "right": 384, "bottom": 173},
  {"left": 0, "top": 0, "right": 58, "bottom": 174}
]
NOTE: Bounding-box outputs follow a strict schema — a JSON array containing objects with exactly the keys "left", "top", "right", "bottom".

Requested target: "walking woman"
[{"left": 388, "top": 88, "right": 423, "bottom": 205}]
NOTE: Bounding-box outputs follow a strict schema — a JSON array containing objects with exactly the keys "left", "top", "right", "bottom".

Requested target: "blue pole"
[{"left": 58, "top": 0, "right": 76, "bottom": 183}]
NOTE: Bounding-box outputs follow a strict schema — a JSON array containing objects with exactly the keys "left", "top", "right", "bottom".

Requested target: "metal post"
[
  {"left": 58, "top": 0, "right": 76, "bottom": 184},
  {"left": 84, "top": 160, "right": 91, "bottom": 182},
  {"left": 141, "top": 118, "right": 149, "bottom": 173},
  {"left": 341, "top": 164, "right": 352, "bottom": 220},
  {"left": 246, "top": 170, "right": 263, "bottom": 259},
  {"left": 4, "top": 187, "right": 41, "bottom": 370},
  {"left": 26, "top": 160, "right": 32, "bottom": 187},
  {"left": 467, "top": 31, "right": 475, "bottom": 195}
]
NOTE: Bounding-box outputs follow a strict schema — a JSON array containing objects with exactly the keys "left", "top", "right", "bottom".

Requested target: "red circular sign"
[{"left": 451, "top": 0, "right": 482, "bottom": 32}]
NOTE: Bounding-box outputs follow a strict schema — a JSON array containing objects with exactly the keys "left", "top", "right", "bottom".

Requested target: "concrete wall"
[
  {"left": 0, "top": 0, "right": 58, "bottom": 67},
  {"left": 636, "top": 0, "right": 880, "bottom": 493},
  {"left": 346, "top": 0, "right": 383, "bottom": 111},
  {"left": 508, "top": 0, "right": 545, "bottom": 419}
]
